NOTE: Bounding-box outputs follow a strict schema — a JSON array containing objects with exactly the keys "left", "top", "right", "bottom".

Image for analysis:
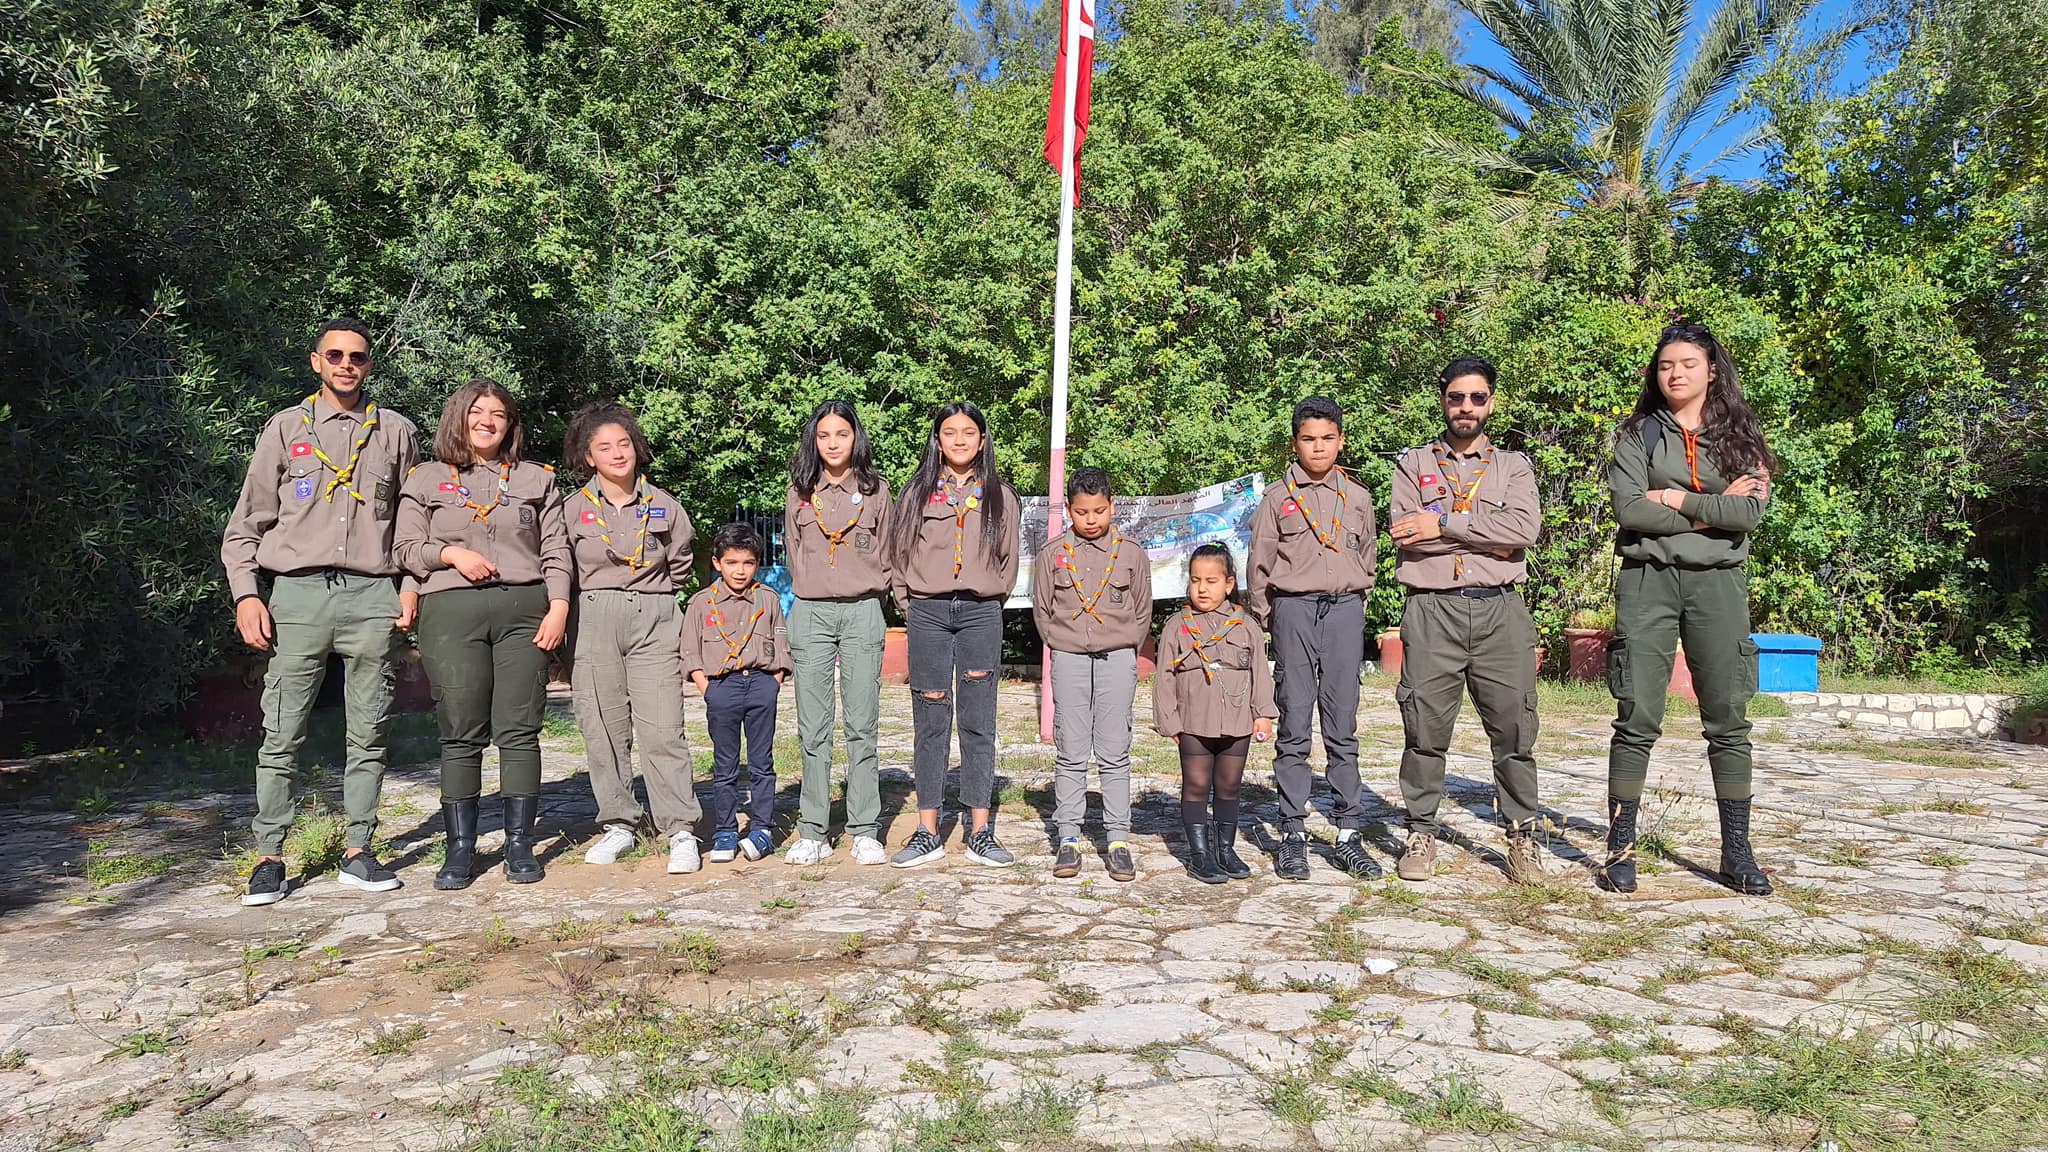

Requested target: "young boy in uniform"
[
  {"left": 1031, "top": 467, "right": 1152, "bottom": 882},
  {"left": 1247, "top": 396, "right": 1379, "bottom": 880},
  {"left": 682, "top": 524, "right": 792, "bottom": 862}
]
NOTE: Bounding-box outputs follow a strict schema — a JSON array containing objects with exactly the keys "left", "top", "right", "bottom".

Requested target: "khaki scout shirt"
[
  {"left": 393, "top": 460, "right": 572, "bottom": 601},
  {"left": 783, "top": 477, "right": 891, "bottom": 599},
  {"left": 567, "top": 480, "right": 694, "bottom": 593},
  {"left": 680, "top": 583, "right": 792, "bottom": 677},
  {"left": 1246, "top": 463, "right": 1377, "bottom": 624},
  {"left": 1031, "top": 529, "right": 1152, "bottom": 654},
  {"left": 1152, "top": 606, "right": 1277, "bottom": 740},
  {"left": 1390, "top": 438, "right": 1541, "bottom": 590},
  {"left": 221, "top": 396, "right": 422, "bottom": 601},
  {"left": 890, "top": 478, "right": 1022, "bottom": 610}
]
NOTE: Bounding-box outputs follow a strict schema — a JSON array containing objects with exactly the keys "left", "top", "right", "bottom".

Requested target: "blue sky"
[{"left": 1451, "top": 0, "right": 1874, "bottom": 182}]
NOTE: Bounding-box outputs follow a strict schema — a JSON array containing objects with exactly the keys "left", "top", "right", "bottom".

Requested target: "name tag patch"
[
  {"left": 294, "top": 477, "right": 315, "bottom": 500},
  {"left": 649, "top": 507, "right": 667, "bottom": 519}
]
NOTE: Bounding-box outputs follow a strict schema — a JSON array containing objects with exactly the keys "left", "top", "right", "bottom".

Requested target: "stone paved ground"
[{"left": 4, "top": 678, "right": 2048, "bottom": 1152}]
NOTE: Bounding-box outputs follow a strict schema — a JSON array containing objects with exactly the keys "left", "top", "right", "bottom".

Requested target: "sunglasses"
[
  {"left": 320, "top": 349, "right": 372, "bottom": 367},
  {"left": 1445, "top": 390, "right": 1491, "bottom": 406}
]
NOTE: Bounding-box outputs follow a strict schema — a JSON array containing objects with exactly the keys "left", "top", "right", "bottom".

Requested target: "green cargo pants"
[
  {"left": 789, "top": 596, "right": 885, "bottom": 843},
  {"left": 1606, "top": 560, "right": 1759, "bottom": 801},
  {"left": 1395, "top": 589, "right": 1541, "bottom": 831},
  {"left": 569, "top": 589, "right": 701, "bottom": 835},
  {"left": 417, "top": 583, "right": 551, "bottom": 801},
  {"left": 252, "top": 572, "right": 402, "bottom": 857}
]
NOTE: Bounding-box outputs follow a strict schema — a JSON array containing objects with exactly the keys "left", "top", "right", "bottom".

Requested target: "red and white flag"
[{"left": 1043, "top": 0, "right": 1095, "bottom": 206}]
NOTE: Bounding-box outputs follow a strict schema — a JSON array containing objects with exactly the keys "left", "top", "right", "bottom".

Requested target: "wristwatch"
[{"left": 1437, "top": 512, "right": 1448, "bottom": 530}]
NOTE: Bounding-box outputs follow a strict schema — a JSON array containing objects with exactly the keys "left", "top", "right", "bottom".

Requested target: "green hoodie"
[{"left": 1606, "top": 410, "right": 1764, "bottom": 569}]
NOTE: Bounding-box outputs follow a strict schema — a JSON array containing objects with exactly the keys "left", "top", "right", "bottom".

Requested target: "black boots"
[
  {"left": 1182, "top": 821, "right": 1227, "bottom": 885},
  {"left": 1212, "top": 822, "right": 1252, "bottom": 880},
  {"left": 502, "top": 795, "right": 545, "bottom": 884},
  {"left": 1598, "top": 796, "right": 1639, "bottom": 893},
  {"left": 434, "top": 799, "right": 479, "bottom": 891},
  {"left": 1717, "top": 797, "right": 1773, "bottom": 896}
]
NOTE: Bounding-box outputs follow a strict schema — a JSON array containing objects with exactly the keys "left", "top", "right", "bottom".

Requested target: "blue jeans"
[{"left": 705, "top": 669, "right": 779, "bottom": 837}]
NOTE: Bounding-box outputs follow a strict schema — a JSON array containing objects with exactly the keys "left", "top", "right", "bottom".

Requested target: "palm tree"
[{"left": 1437, "top": 0, "right": 1818, "bottom": 206}]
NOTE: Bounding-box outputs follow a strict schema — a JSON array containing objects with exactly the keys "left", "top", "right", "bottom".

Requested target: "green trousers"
[
  {"left": 1395, "top": 589, "right": 1541, "bottom": 831},
  {"left": 418, "top": 583, "right": 550, "bottom": 801},
  {"left": 1606, "top": 560, "right": 1759, "bottom": 801},
  {"left": 789, "top": 596, "right": 885, "bottom": 842},
  {"left": 252, "top": 572, "right": 401, "bottom": 857},
  {"left": 569, "top": 590, "right": 701, "bottom": 835}
]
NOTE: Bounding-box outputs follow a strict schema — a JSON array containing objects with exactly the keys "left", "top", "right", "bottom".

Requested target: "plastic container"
[{"left": 1752, "top": 633, "right": 1822, "bottom": 693}]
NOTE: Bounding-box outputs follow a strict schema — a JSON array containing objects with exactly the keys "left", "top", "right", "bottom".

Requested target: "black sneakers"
[
  {"left": 338, "top": 850, "right": 402, "bottom": 893},
  {"left": 1275, "top": 832, "right": 1311, "bottom": 881},
  {"left": 241, "top": 859, "right": 288, "bottom": 906},
  {"left": 1330, "top": 832, "right": 1383, "bottom": 879}
]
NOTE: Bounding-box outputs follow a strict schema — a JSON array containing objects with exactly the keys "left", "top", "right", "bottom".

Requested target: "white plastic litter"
[{"left": 1363, "top": 957, "right": 1399, "bottom": 976}]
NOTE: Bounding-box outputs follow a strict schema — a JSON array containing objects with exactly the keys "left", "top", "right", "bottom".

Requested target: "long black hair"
[
  {"left": 788, "top": 399, "right": 883, "bottom": 497},
  {"left": 892, "top": 401, "right": 1011, "bottom": 561},
  {"left": 1186, "top": 542, "right": 1243, "bottom": 606},
  {"left": 1622, "top": 323, "right": 1777, "bottom": 476}
]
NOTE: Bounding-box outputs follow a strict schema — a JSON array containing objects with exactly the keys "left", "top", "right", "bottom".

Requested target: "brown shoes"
[
  {"left": 1504, "top": 824, "right": 1545, "bottom": 886},
  {"left": 1396, "top": 830, "right": 1437, "bottom": 881}
]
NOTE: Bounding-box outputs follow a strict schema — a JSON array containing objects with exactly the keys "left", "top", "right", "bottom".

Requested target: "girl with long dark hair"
[
  {"left": 1600, "top": 323, "right": 1776, "bottom": 896},
  {"left": 782, "top": 401, "right": 893, "bottom": 866},
  {"left": 886, "top": 402, "right": 1021, "bottom": 868}
]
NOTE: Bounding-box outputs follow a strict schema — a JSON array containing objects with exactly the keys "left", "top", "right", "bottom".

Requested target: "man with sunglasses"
[
  {"left": 1386, "top": 355, "right": 1545, "bottom": 886},
  {"left": 221, "top": 318, "right": 422, "bottom": 906}
]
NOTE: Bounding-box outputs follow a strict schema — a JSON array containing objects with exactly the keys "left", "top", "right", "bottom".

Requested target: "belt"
[
  {"left": 1275, "top": 591, "right": 1359, "bottom": 605},
  {"left": 914, "top": 590, "right": 999, "bottom": 602},
  {"left": 1413, "top": 585, "right": 1514, "bottom": 599},
  {"left": 713, "top": 668, "right": 772, "bottom": 678},
  {"left": 273, "top": 567, "right": 382, "bottom": 583}
]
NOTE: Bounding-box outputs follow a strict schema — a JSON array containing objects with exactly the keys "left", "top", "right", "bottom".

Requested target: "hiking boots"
[
  {"left": 1716, "top": 797, "right": 1773, "bottom": 896},
  {"left": 1597, "top": 796, "right": 1639, "bottom": 894}
]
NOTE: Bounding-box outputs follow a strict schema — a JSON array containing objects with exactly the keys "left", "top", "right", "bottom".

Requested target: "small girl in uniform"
[
  {"left": 887, "top": 402, "right": 1022, "bottom": 868},
  {"left": 1153, "top": 543, "right": 1275, "bottom": 884}
]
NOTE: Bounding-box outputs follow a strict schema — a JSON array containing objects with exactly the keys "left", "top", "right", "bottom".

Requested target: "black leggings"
[{"left": 1179, "top": 734, "right": 1249, "bottom": 827}]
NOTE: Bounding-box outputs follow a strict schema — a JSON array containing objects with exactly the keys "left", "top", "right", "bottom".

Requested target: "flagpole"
[{"left": 1039, "top": 1, "right": 1081, "bottom": 746}]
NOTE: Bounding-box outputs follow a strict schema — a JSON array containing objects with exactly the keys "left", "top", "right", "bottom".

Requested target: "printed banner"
[
  {"left": 1006, "top": 473, "right": 1265, "bottom": 608},
  {"left": 753, "top": 472, "right": 1266, "bottom": 613}
]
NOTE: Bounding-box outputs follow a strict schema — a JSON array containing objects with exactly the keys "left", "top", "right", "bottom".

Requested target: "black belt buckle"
[{"left": 1456, "top": 586, "right": 1507, "bottom": 599}]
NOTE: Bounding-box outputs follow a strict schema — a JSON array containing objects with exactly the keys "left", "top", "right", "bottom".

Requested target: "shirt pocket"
[{"left": 1103, "top": 567, "right": 1136, "bottom": 608}]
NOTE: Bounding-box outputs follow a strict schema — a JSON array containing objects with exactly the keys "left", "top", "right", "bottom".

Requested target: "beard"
[{"left": 1445, "top": 412, "right": 1489, "bottom": 439}]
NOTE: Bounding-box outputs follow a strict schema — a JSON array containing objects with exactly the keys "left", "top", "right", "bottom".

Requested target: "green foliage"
[{"left": 1, "top": 0, "right": 2041, "bottom": 732}]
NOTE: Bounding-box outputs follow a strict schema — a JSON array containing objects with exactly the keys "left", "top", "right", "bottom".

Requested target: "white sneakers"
[
  {"left": 583, "top": 824, "right": 638, "bottom": 865},
  {"left": 785, "top": 837, "right": 833, "bottom": 866},
  {"left": 786, "top": 835, "right": 889, "bottom": 866},
  {"left": 668, "top": 833, "right": 702, "bottom": 875}
]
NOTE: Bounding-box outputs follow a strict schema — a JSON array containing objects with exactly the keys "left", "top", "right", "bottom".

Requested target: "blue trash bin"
[{"left": 1752, "top": 633, "right": 1822, "bottom": 693}]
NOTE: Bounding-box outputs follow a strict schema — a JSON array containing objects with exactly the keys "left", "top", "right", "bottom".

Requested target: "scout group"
[{"left": 222, "top": 317, "right": 1777, "bottom": 907}]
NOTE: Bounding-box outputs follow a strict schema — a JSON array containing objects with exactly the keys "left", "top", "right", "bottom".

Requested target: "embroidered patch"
[
  {"left": 581, "top": 510, "right": 599, "bottom": 523},
  {"left": 1281, "top": 499, "right": 1299, "bottom": 515},
  {"left": 294, "top": 477, "right": 315, "bottom": 500},
  {"left": 854, "top": 531, "right": 874, "bottom": 551},
  {"left": 929, "top": 492, "right": 949, "bottom": 504},
  {"left": 1425, "top": 503, "right": 1444, "bottom": 514},
  {"left": 850, "top": 493, "right": 863, "bottom": 506},
  {"left": 1109, "top": 588, "right": 1125, "bottom": 604},
  {"left": 1420, "top": 475, "right": 1438, "bottom": 485},
  {"left": 519, "top": 505, "right": 535, "bottom": 527},
  {"left": 457, "top": 486, "right": 470, "bottom": 497},
  {"left": 649, "top": 507, "right": 667, "bottom": 519},
  {"left": 439, "top": 481, "right": 460, "bottom": 492},
  {"left": 707, "top": 611, "right": 724, "bottom": 627},
  {"left": 290, "top": 442, "right": 313, "bottom": 458}
]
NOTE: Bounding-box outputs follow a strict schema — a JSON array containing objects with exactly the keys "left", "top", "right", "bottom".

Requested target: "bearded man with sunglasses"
[
  {"left": 1386, "top": 356, "right": 1546, "bottom": 886},
  {"left": 221, "top": 318, "right": 422, "bottom": 906}
]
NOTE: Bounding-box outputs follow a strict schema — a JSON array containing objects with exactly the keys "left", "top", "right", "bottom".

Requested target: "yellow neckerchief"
[
  {"left": 580, "top": 477, "right": 653, "bottom": 569},
  {"left": 1171, "top": 604, "right": 1244, "bottom": 683},
  {"left": 943, "top": 473, "right": 984, "bottom": 577},
  {"left": 1282, "top": 466, "right": 1350, "bottom": 552},
  {"left": 706, "top": 583, "right": 768, "bottom": 673},
  {"left": 298, "top": 395, "right": 379, "bottom": 504},
  {"left": 451, "top": 461, "right": 513, "bottom": 520},
  {"left": 1061, "top": 531, "right": 1126, "bottom": 623},
  {"left": 804, "top": 478, "right": 866, "bottom": 563}
]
